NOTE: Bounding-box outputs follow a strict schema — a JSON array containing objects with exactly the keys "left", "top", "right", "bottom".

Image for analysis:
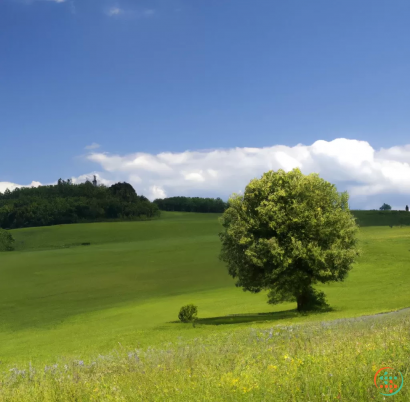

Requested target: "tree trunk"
[{"left": 296, "top": 289, "right": 310, "bottom": 312}]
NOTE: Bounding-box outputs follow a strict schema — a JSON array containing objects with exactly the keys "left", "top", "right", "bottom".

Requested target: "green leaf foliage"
[
  {"left": 153, "top": 196, "right": 227, "bottom": 213},
  {"left": 0, "top": 180, "right": 160, "bottom": 229},
  {"left": 178, "top": 304, "right": 198, "bottom": 323},
  {"left": 219, "top": 168, "right": 360, "bottom": 311},
  {"left": 0, "top": 229, "right": 15, "bottom": 251}
]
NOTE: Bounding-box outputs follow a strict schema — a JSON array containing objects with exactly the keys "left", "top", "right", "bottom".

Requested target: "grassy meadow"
[
  {"left": 1, "top": 309, "right": 409, "bottom": 401},
  {"left": 1, "top": 211, "right": 410, "bottom": 400}
]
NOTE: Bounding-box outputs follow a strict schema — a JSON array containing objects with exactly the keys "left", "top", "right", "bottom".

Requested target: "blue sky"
[{"left": 1, "top": 0, "right": 410, "bottom": 208}]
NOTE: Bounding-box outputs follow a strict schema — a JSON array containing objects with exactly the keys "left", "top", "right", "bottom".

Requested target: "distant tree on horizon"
[
  {"left": 379, "top": 203, "right": 392, "bottom": 211},
  {"left": 406, "top": 205, "right": 409, "bottom": 212},
  {"left": 108, "top": 182, "right": 138, "bottom": 203}
]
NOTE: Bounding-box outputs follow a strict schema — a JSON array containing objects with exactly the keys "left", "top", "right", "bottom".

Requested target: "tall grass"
[{"left": 1, "top": 310, "right": 408, "bottom": 401}]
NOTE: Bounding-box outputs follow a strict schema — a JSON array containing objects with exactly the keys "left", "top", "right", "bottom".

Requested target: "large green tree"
[{"left": 219, "top": 168, "right": 360, "bottom": 312}]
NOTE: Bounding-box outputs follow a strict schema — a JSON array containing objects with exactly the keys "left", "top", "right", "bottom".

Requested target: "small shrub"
[
  {"left": 178, "top": 304, "right": 198, "bottom": 323},
  {"left": 0, "top": 229, "right": 15, "bottom": 251}
]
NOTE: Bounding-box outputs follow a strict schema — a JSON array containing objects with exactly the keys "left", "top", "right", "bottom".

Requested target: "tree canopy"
[
  {"left": 379, "top": 203, "right": 392, "bottom": 211},
  {"left": 219, "top": 168, "right": 360, "bottom": 312},
  {"left": 153, "top": 196, "right": 227, "bottom": 213},
  {"left": 0, "top": 180, "right": 160, "bottom": 229},
  {"left": 108, "top": 182, "right": 138, "bottom": 203}
]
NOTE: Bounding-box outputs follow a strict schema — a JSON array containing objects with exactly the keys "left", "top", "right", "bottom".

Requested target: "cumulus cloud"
[
  {"left": 3, "top": 139, "right": 410, "bottom": 210},
  {"left": 70, "top": 173, "right": 112, "bottom": 186},
  {"left": 83, "top": 139, "right": 410, "bottom": 209},
  {"left": 0, "top": 181, "right": 42, "bottom": 194},
  {"left": 85, "top": 142, "right": 101, "bottom": 150},
  {"left": 0, "top": 174, "right": 110, "bottom": 194},
  {"left": 148, "top": 185, "right": 166, "bottom": 200}
]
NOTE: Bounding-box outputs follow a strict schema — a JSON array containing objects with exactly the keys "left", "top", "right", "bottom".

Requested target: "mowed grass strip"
[{"left": 0, "top": 212, "right": 409, "bottom": 367}]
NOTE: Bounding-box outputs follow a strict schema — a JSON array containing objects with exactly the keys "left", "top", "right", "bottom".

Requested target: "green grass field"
[{"left": 1, "top": 212, "right": 410, "bottom": 400}]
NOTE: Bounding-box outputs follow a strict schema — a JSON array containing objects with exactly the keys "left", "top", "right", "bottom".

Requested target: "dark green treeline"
[
  {"left": 153, "top": 196, "right": 227, "bottom": 213},
  {"left": 0, "top": 180, "right": 160, "bottom": 229}
]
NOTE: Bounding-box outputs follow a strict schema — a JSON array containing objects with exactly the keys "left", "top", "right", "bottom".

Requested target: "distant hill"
[
  {"left": 351, "top": 210, "right": 410, "bottom": 227},
  {"left": 0, "top": 180, "right": 160, "bottom": 229}
]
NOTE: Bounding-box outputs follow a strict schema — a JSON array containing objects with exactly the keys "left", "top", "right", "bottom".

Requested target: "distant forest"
[
  {"left": 350, "top": 210, "right": 410, "bottom": 227},
  {"left": 153, "top": 196, "right": 227, "bottom": 213},
  {"left": 152, "top": 197, "right": 410, "bottom": 226},
  {"left": 1, "top": 179, "right": 408, "bottom": 229},
  {"left": 0, "top": 179, "right": 160, "bottom": 229}
]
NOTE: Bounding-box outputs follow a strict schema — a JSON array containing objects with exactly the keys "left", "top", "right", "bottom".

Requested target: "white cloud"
[
  {"left": 4, "top": 139, "right": 410, "bottom": 210},
  {"left": 85, "top": 142, "right": 101, "bottom": 150},
  {"left": 183, "top": 171, "right": 205, "bottom": 182},
  {"left": 83, "top": 138, "right": 410, "bottom": 208},
  {"left": 70, "top": 173, "right": 112, "bottom": 186},
  {"left": 148, "top": 185, "right": 166, "bottom": 199},
  {"left": 0, "top": 174, "right": 111, "bottom": 194},
  {"left": 0, "top": 181, "right": 42, "bottom": 194},
  {"left": 106, "top": 7, "right": 123, "bottom": 16}
]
